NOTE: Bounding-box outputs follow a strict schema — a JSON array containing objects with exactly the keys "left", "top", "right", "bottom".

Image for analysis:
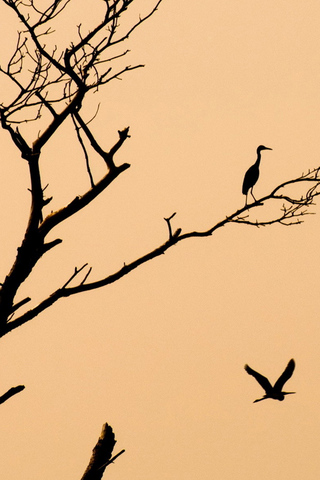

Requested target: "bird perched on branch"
[
  {"left": 244, "top": 359, "right": 295, "bottom": 403},
  {"left": 242, "top": 145, "right": 272, "bottom": 205}
]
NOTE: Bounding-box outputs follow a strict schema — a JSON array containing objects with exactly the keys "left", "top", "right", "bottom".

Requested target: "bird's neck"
[{"left": 255, "top": 151, "right": 262, "bottom": 167}]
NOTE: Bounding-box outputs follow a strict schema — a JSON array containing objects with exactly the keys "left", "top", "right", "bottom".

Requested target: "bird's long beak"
[{"left": 265, "top": 147, "right": 272, "bottom": 150}]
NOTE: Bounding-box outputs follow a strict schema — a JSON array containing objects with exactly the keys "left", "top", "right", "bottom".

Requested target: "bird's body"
[
  {"left": 244, "top": 359, "right": 295, "bottom": 403},
  {"left": 242, "top": 145, "right": 272, "bottom": 205}
]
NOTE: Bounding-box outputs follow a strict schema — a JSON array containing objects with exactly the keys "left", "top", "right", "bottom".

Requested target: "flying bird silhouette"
[
  {"left": 242, "top": 145, "right": 272, "bottom": 205},
  {"left": 244, "top": 359, "right": 295, "bottom": 403}
]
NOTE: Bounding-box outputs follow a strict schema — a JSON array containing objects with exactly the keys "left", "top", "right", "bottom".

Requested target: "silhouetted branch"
[
  {"left": 164, "top": 212, "right": 176, "bottom": 238},
  {"left": 232, "top": 166, "right": 320, "bottom": 227},
  {"left": 81, "top": 423, "right": 123, "bottom": 480},
  {"left": 0, "top": 1, "right": 163, "bottom": 332},
  {"left": 11, "top": 297, "right": 31, "bottom": 314},
  {"left": 38, "top": 158, "right": 131, "bottom": 238},
  {"left": 107, "top": 0, "right": 163, "bottom": 49},
  {"left": 98, "top": 449, "right": 126, "bottom": 471},
  {"left": 0, "top": 385, "right": 25, "bottom": 405},
  {"left": 0, "top": 0, "right": 167, "bottom": 332},
  {"left": 61, "top": 264, "right": 89, "bottom": 289},
  {"left": 4, "top": 166, "right": 319, "bottom": 336},
  {"left": 0, "top": 0, "right": 164, "bottom": 128},
  {"left": 71, "top": 112, "right": 127, "bottom": 171},
  {"left": 71, "top": 113, "right": 95, "bottom": 187}
]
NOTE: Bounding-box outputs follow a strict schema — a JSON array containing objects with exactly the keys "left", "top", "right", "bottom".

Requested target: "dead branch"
[
  {"left": 1, "top": 0, "right": 164, "bottom": 130},
  {"left": 4, "top": 167, "right": 320, "bottom": 337},
  {"left": 0, "top": 3, "right": 161, "bottom": 321},
  {"left": 81, "top": 422, "right": 124, "bottom": 480},
  {"left": 0, "top": 132, "right": 130, "bottom": 331},
  {"left": 71, "top": 113, "right": 95, "bottom": 187},
  {"left": 164, "top": 212, "right": 176, "bottom": 239},
  {"left": 0, "top": 385, "right": 25, "bottom": 405},
  {"left": 61, "top": 264, "right": 89, "bottom": 289}
]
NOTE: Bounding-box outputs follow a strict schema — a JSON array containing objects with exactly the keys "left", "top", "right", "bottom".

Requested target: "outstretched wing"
[
  {"left": 244, "top": 364, "right": 272, "bottom": 394},
  {"left": 274, "top": 359, "right": 295, "bottom": 392}
]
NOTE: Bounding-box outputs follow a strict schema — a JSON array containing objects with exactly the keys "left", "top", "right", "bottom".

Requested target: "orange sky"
[{"left": 1, "top": 1, "right": 320, "bottom": 479}]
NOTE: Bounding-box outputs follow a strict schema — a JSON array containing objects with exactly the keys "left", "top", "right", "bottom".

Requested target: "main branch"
[
  {"left": 0, "top": 127, "right": 131, "bottom": 332},
  {"left": 4, "top": 167, "right": 320, "bottom": 337}
]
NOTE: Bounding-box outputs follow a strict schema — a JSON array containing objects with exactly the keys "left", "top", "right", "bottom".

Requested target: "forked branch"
[{"left": 4, "top": 167, "right": 320, "bottom": 336}]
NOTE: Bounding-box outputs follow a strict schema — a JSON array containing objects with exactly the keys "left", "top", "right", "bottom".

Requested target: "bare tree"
[{"left": 0, "top": 0, "right": 319, "bottom": 477}]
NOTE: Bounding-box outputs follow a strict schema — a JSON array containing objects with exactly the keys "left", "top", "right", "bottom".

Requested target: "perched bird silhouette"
[
  {"left": 244, "top": 359, "right": 295, "bottom": 403},
  {"left": 242, "top": 145, "right": 272, "bottom": 205}
]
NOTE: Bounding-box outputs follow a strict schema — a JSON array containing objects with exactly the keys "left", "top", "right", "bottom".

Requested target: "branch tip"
[
  {"left": 164, "top": 212, "right": 178, "bottom": 239},
  {"left": 0, "top": 385, "right": 25, "bottom": 405}
]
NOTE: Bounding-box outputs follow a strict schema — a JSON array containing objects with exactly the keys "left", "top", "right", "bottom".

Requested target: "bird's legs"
[
  {"left": 244, "top": 189, "right": 256, "bottom": 207},
  {"left": 250, "top": 188, "right": 257, "bottom": 202}
]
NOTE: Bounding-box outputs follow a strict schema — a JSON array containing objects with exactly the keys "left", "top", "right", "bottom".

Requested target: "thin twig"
[
  {"left": 164, "top": 212, "right": 176, "bottom": 239},
  {"left": 71, "top": 113, "right": 95, "bottom": 187},
  {"left": 61, "top": 264, "right": 89, "bottom": 289}
]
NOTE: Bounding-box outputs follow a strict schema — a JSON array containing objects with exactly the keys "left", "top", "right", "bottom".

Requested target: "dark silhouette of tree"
[{"left": 0, "top": 0, "right": 319, "bottom": 477}]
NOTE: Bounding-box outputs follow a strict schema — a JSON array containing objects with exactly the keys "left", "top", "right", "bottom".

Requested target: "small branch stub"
[{"left": 0, "top": 385, "right": 25, "bottom": 405}]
